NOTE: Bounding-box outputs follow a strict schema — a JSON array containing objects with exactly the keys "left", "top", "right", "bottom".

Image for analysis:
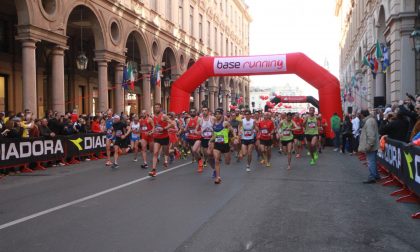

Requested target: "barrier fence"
[
  {"left": 377, "top": 138, "right": 420, "bottom": 219},
  {"left": 0, "top": 133, "right": 107, "bottom": 168}
]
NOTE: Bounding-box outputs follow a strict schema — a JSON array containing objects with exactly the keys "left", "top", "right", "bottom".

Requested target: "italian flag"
[{"left": 155, "top": 64, "right": 161, "bottom": 88}]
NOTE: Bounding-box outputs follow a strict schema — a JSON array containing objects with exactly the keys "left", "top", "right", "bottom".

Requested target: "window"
[
  {"left": 207, "top": 21, "right": 211, "bottom": 46},
  {"left": 199, "top": 14, "right": 203, "bottom": 41},
  {"left": 92, "top": 88, "right": 98, "bottom": 115},
  {"left": 189, "top": 6, "right": 194, "bottom": 35},
  {"left": 0, "top": 20, "right": 9, "bottom": 53},
  {"left": 0, "top": 75, "right": 7, "bottom": 112},
  {"left": 220, "top": 33, "right": 223, "bottom": 55},
  {"left": 178, "top": 0, "right": 184, "bottom": 29},
  {"left": 166, "top": 0, "right": 172, "bottom": 21}
]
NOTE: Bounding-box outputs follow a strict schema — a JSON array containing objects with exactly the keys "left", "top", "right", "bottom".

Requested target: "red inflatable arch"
[{"left": 170, "top": 53, "right": 342, "bottom": 138}]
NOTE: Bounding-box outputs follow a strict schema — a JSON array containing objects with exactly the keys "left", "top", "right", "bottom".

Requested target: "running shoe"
[
  {"left": 266, "top": 162, "right": 271, "bottom": 167},
  {"left": 212, "top": 170, "right": 216, "bottom": 178},
  {"left": 141, "top": 163, "right": 148, "bottom": 169},
  {"left": 148, "top": 169, "right": 157, "bottom": 177},
  {"left": 246, "top": 165, "right": 251, "bottom": 172},
  {"left": 197, "top": 159, "right": 203, "bottom": 173},
  {"left": 214, "top": 177, "right": 222, "bottom": 184},
  {"left": 203, "top": 160, "right": 207, "bottom": 167},
  {"left": 133, "top": 158, "right": 138, "bottom": 162},
  {"left": 169, "top": 154, "right": 174, "bottom": 163},
  {"left": 112, "top": 163, "right": 119, "bottom": 169},
  {"left": 260, "top": 159, "right": 266, "bottom": 165},
  {"left": 296, "top": 154, "right": 301, "bottom": 158},
  {"left": 105, "top": 161, "right": 112, "bottom": 166},
  {"left": 310, "top": 159, "right": 315, "bottom": 166},
  {"left": 163, "top": 162, "right": 168, "bottom": 168},
  {"left": 314, "top": 152, "right": 319, "bottom": 161}
]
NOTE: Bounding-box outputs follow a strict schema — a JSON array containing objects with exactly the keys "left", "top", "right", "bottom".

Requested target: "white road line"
[{"left": 0, "top": 162, "right": 191, "bottom": 231}]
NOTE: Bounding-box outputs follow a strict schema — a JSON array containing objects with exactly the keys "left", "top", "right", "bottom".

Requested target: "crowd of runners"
[{"left": 104, "top": 104, "right": 328, "bottom": 185}]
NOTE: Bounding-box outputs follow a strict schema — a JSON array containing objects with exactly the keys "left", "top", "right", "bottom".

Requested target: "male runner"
[
  {"left": 149, "top": 103, "right": 172, "bottom": 177},
  {"left": 129, "top": 115, "right": 141, "bottom": 162},
  {"left": 258, "top": 112, "right": 275, "bottom": 167},
  {"left": 139, "top": 110, "right": 154, "bottom": 169},
  {"left": 239, "top": 109, "right": 257, "bottom": 172},
  {"left": 198, "top": 106, "right": 215, "bottom": 170},
  {"left": 111, "top": 115, "right": 128, "bottom": 168},
  {"left": 105, "top": 109, "right": 114, "bottom": 166},
  {"left": 304, "top": 107, "right": 319, "bottom": 165},
  {"left": 292, "top": 113, "right": 304, "bottom": 158},
  {"left": 185, "top": 108, "right": 203, "bottom": 172}
]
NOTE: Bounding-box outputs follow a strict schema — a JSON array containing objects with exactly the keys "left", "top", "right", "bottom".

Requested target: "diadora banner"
[
  {"left": 377, "top": 138, "right": 420, "bottom": 197},
  {"left": 0, "top": 137, "right": 65, "bottom": 166},
  {"left": 213, "top": 55, "right": 287, "bottom": 75},
  {"left": 0, "top": 133, "right": 107, "bottom": 167}
]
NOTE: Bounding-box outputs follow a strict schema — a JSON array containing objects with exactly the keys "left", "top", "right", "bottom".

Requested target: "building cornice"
[{"left": 16, "top": 25, "right": 68, "bottom": 46}]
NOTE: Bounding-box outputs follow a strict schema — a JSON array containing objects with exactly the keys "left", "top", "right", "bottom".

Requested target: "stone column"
[
  {"left": 194, "top": 88, "right": 200, "bottom": 110},
  {"left": 114, "top": 63, "right": 124, "bottom": 115},
  {"left": 375, "top": 72, "right": 385, "bottom": 104},
  {"left": 214, "top": 92, "right": 219, "bottom": 110},
  {"left": 199, "top": 84, "right": 206, "bottom": 109},
  {"left": 209, "top": 90, "right": 215, "bottom": 112},
  {"left": 222, "top": 90, "right": 228, "bottom": 111},
  {"left": 51, "top": 45, "right": 66, "bottom": 115},
  {"left": 142, "top": 66, "right": 152, "bottom": 114},
  {"left": 21, "top": 39, "right": 38, "bottom": 115},
  {"left": 97, "top": 60, "right": 109, "bottom": 113},
  {"left": 400, "top": 30, "right": 416, "bottom": 99},
  {"left": 241, "top": 82, "right": 246, "bottom": 105}
]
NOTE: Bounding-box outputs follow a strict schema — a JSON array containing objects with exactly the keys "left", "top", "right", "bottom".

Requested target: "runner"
[
  {"left": 139, "top": 110, "right": 154, "bottom": 169},
  {"left": 230, "top": 109, "right": 241, "bottom": 161},
  {"left": 149, "top": 103, "right": 172, "bottom": 177},
  {"left": 105, "top": 109, "right": 114, "bottom": 166},
  {"left": 304, "top": 107, "right": 320, "bottom": 165},
  {"left": 279, "top": 112, "right": 300, "bottom": 170},
  {"left": 198, "top": 106, "right": 215, "bottom": 170},
  {"left": 258, "top": 112, "right": 275, "bottom": 167},
  {"left": 129, "top": 115, "right": 141, "bottom": 162},
  {"left": 185, "top": 108, "right": 203, "bottom": 172},
  {"left": 111, "top": 115, "right": 128, "bottom": 169},
  {"left": 253, "top": 110, "right": 263, "bottom": 161},
  {"left": 317, "top": 113, "right": 328, "bottom": 153},
  {"left": 239, "top": 109, "right": 257, "bottom": 172},
  {"left": 209, "top": 108, "right": 235, "bottom": 184},
  {"left": 168, "top": 112, "right": 179, "bottom": 163},
  {"left": 292, "top": 113, "right": 304, "bottom": 158}
]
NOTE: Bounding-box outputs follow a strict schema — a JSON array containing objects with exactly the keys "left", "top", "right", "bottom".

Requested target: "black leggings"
[{"left": 341, "top": 133, "right": 354, "bottom": 153}]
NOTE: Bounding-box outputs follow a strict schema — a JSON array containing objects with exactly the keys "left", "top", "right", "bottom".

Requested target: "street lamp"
[
  {"left": 76, "top": 8, "right": 88, "bottom": 70},
  {"left": 411, "top": 29, "right": 420, "bottom": 53}
]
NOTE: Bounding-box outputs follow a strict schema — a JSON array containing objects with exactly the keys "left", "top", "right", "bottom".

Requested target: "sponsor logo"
[
  {"left": 0, "top": 139, "right": 64, "bottom": 160},
  {"left": 403, "top": 151, "right": 420, "bottom": 184},
  {"left": 214, "top": 55, "right": 287, "bottom": 74},
  {"left": 69, "top": 135, "right": 107, "bottom": 151},
  {"left": 378, "top": 143, "right": 401, "bottom": 169}
]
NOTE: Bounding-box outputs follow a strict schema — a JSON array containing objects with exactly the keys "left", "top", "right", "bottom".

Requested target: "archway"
[
  {"left": 161, "top": 48, "right": 177, "bottom": 112},
  {"left": 169, "top": 53, "right": 342, "bottom": 138}
]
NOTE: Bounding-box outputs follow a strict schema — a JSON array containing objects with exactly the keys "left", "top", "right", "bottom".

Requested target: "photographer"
[{"left": 379, "top": 108, "right": 409, "bottom": 142}]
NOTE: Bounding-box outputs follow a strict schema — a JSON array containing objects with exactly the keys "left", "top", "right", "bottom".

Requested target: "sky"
[{"left": 246, "top": 0, "right": 339, "bottom": 98}]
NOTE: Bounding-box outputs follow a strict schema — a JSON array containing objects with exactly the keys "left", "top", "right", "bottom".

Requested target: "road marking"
[{"left": 0, "top": 162, "right": 191, "bottom": 231}]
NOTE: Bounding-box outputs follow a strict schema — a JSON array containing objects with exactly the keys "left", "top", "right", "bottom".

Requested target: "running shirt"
[
  {"left": 140, "top": 118, "right": 153, "bottom": 133},
  {"left": 106, "top": 118, "right": 114, "bottom": 139},
  {"left": 292, "top": 117, "right": 304, "bottom": 135},
  {"left": 112, "top": 122, "right": 126, "bottom": 139},
  {"left": 213, "top": 120, "right": 229, "bottom": 144},
  {"left": 186, "top": 117, "right": 201, "bottom": 140},
  {"left": 280, "top": 121, "right": 294, "bottom": 141},
  {"left": 305, "top": 117, "right": 319, "bottom": 135},
  {"left": 200, "top": 116, "right": 214, "bottom": 140},
  {"left": 241, "top": 118, "right": 255, "bottom": 140},
  {"left": 230, "top": 118, "right": 240, "bottom": 136},
  {"left": 153, "top": 113, "right": 169, "bottom": 139},
  {"left": 258, "top": 120, "right": 275, "bottom": 140},
  {"left": 130, "top": 121, "right": 141, "bottom": 140}
]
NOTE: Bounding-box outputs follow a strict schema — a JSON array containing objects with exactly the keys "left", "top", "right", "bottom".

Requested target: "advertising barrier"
[
  {"left": 377, "top": 138, "right": 420, "bottom": 198},
  {"left": 0, "top": 133, "right": 107, "bottom": 168}
]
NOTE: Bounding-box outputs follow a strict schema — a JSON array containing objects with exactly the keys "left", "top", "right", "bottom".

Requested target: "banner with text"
[
  {"left": 377, "top": 138, "right": 420, "bottom": 197},
  {"left": 213, "top": 55, "right": 287, "bottom": 75}
]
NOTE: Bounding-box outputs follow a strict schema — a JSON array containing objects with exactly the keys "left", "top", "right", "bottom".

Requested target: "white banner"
[{"left": 213, "top": 55, "right": 287, "bottom": 75}]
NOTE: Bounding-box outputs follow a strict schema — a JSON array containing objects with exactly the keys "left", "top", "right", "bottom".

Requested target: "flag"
[
  {"left": 125, "top": 64, "right": 135, "bottom": 91},
  {"left": 122, "top": 66, "right": 129, "bottom": 90},
  {"left": 368, "top": 55, "right": 376, "bottom": 79},
  {"left": 362, "top": 55, "right": 370, "bottom": 67},
  {"left": 382, "top": 45, "right": 390, "bottom": 73},
  {"left": 155, "top": 64, "right": 161, "bottom": 88},
  {"left": 373, "top": 57, "right": 379, "bottom": 73},
  {"left": 376, "top": 41, "right": 383, "bottom": 59}
]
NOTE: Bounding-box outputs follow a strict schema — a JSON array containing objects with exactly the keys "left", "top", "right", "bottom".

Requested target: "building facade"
[
  {"left": 336, "top": 0, "right": 419, "bottom": 113},
  {"left": 0, "top": 0, "right": 251, "bottom": 117}
]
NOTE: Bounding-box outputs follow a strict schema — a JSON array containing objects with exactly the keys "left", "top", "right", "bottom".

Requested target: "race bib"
[
  {"left": 141, "top": 126, "right": 148, "bottom": 131},
  {"left": 261, "top": 129, "right": 268, "bottom": 134},
  {"left": 244, "top": 130, "right": 253, "bottom": 137},
  {"left": 233, "top": 128, "right": 238, "bottom": 134},
  {"left": 116, "top": 130, "right": 123, "bottom": 137},
  {"left": 215, "top": 136, "right": 225, "bottom": 143},
  {"left": 155, "top": 125, "right": 163, "bottom": 133},
  {"left": 189, "top": 129, "right": 196, "bottom": 134},
  {"left": 203, "top": 131, "right": 213, "bottom": 137},
  {"left": 309, "top": 123, "right": 316, "bottom": 128},
  {"left": 283, "top": 130, "right": 290, "bottom": 136}
]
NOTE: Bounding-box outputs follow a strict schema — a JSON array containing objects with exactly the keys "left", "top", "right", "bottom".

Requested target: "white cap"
[{"left": 113, "top": 115, "right": 120, "bottom": 120}]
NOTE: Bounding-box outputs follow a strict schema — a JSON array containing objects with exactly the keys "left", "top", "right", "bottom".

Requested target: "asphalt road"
[{"left": 0, "top": 148, "right": 419, "bottom": 252}]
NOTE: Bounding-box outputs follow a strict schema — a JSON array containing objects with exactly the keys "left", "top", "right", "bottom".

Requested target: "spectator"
[
  {"left": 39, "top": 118, "right": 56, "bottom": 138},
  {"left": 351, "top": 113, "right": 360, "bottom": 153},
  {"left": 0, "top": 111, "right": 4, "bottom": 132},
  {"left": 70, "top": 109, "right": 79, "bottom": 123},
  {"left": 29, "top": 118, "right": 40, "bottom": 137},
  {"left": 409, "top": 103, "right": 420, "bottom": 141},
  {"left": 91, "top": 116, "right": 102, "bottom": 133},
  {"left": 359, "top": 109, "right": 380, "bottom": 184},
  {"left": 330, "top": 112, "right": 341, "bottom": 151},
  {"left": 21, "top": 111, "right": 35, "bottom": 138},
  {"left": 341, "top": 115, "right": 354, "bottom": 154},
  {"left": 48, "top": 112, "right": 63, "bottom": 135},
  {"left": 379, "top": 109, "right": 410, "bottom": 142}
]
